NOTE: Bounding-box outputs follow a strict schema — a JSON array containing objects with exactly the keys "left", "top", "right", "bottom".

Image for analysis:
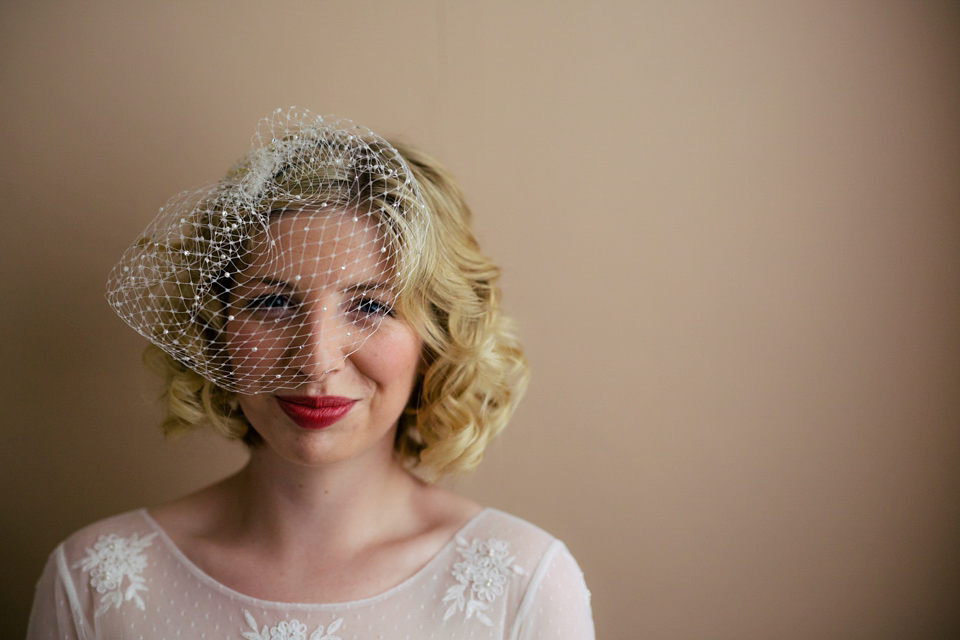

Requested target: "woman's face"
[{"left": 224, "top": 210, "right": 422, "bottom": 468}]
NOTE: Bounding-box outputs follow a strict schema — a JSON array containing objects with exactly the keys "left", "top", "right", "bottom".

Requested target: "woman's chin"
[{"left": 252, "top": 428, "right": 397, "bottom": 471}]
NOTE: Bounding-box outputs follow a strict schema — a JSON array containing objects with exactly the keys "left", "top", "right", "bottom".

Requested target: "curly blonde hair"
[{"left": 144, "top": 140, "right": 528, "bottom": 479}]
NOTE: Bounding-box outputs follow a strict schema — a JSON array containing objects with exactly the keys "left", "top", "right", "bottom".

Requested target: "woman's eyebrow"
[
  {"left": 234, "top": 276, "right": 294, "bottom": 291},
  {"left": 342, "top": 281, "right": 393, "bottom": 295},
  {"left": 237, "top": 278, "right": 393, "bottom": 296}
]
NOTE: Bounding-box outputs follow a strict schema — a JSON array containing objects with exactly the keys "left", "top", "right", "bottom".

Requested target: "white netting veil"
[{"left": 106, "top": 108, "right": 429, "bottom": 394}]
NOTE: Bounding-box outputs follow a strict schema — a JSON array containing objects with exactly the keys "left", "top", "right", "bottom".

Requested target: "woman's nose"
[{"left": 289, "top": 307, "right": 348, "bottom": 380}]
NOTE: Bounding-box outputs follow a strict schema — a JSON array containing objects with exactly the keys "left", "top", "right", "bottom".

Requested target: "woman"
[{"left": 27, "top": 109, "right": 594, "bottom": 640}]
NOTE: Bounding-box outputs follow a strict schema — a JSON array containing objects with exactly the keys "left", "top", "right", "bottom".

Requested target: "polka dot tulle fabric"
[
  {"left": 105, "top": 108, "right": 430, "bottom": 394},
  {"left": 27, "top": 509, "right": 594, "bottom": 639}
]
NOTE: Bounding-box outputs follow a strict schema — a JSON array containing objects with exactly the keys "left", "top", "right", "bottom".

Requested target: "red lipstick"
[{"left": 276, "top": 396, "right": 356, "bottom": 430}]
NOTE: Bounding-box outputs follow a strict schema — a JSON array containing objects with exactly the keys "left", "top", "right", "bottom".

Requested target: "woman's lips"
[{"left": 275, "top": 396, "right": 356, "bottom": 430}]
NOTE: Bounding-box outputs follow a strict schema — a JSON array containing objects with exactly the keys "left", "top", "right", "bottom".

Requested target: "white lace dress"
[{"left": 27, "top": 508, "right": 594, "bottom": 640}]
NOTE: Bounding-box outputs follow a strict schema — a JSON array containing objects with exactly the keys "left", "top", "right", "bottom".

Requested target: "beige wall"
[{"left": 2, "top": 1, "right": 958, "bottom": 637}]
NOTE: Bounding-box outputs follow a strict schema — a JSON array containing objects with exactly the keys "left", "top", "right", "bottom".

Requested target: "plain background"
[{"left": 2, "top": 1, "right": 958, "bottom": 638}]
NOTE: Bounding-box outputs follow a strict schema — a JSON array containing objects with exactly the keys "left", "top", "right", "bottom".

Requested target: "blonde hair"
[{"left": 145, "top": 140, "right": 528, "bottom": 479}]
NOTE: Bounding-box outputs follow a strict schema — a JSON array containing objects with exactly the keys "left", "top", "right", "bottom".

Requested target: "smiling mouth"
[{"left": 275, "top": 396, "right": 356, "bottom": 429}]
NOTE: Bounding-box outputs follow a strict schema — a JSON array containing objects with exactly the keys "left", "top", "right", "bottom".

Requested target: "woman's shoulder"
[
  {"left": 469, "top": 507, "right": 560, "bottom": 550},
  {"left": 60, "top": 508, "right": 154, "bottom": 540},
  {"left": 440, "top": 507, "right": 593, "bottom": 634},
  {"left": 462, "top": 507, "right": 581, "bottom": 584},
  {"left": 417, "top": 482, "right": 559, "bottom": 552},
  {"left": 55, "top": 508, "right": 160, "bottom": 562},
  {"left": 30, "top": 509, "right": 168, "bottom": 630}
]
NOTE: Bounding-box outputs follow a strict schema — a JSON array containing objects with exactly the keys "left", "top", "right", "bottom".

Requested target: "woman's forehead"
[{"left": 238, "top": 209, "right": 392, "bottom": 283}]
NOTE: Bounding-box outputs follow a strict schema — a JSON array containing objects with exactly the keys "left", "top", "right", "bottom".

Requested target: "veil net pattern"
[{"left": 106, "top": 108, "right": 429, "bottom": 393}]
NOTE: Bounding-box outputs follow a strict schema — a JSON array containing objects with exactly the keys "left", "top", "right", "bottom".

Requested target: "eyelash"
[
  {"left": 246, "top": 293, "right": 293, "bottom": 311},
  {"left": 352, "top": 297, "right": 394, "bottom": 317}
]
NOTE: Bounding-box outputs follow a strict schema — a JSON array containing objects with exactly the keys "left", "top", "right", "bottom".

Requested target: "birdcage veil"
[{"left": 106, "top": 107, "right": 429, "bottom": 393}]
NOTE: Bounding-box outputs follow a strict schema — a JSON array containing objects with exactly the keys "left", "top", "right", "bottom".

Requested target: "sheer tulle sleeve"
[
  {"left": 512, "top": 541, "right": 595, "bottom": 640},
  {"left": 26, "top": 546, "right": 90, "bottom": 640}
]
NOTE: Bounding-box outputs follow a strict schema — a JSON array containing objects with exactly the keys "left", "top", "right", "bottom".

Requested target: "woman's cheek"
[{"left": 226, "top": 322, "right": 290, "bottom": 382}]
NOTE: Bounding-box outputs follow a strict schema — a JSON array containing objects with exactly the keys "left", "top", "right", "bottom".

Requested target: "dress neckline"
[{"left": 138, "top": 506, "right": 491, "bottom": 610}]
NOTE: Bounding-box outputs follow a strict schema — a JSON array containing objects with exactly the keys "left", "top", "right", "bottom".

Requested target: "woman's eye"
[
  {"left": 353, "top": 298, "right": 393, "bottom": 317},
  {"left": 246, "top": 293, "right": 292, "bottom": 311}
]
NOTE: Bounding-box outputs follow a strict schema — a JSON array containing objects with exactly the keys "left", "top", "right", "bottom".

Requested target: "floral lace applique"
[
  {"left": 241, "top": 610, "right": 343, "bottom": 640},
  {"left": 442, "top": 537, "right": 524, "bottom": 626},
  {"left": 73, "top": 532, "right": 158, "bottom": 617}
]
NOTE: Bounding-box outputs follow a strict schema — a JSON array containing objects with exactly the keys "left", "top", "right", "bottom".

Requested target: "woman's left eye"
[{"left": 352, "top": 297, "right": 393, "bottom": 317}]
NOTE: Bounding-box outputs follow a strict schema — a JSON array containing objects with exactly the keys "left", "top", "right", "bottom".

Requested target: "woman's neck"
[
  {"left": 215, "top": 446, "right": 422, "bottom": 560},
  {"left": 145, "top": 437, "right": 483, "bottom": 603}
]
